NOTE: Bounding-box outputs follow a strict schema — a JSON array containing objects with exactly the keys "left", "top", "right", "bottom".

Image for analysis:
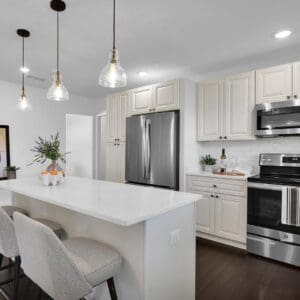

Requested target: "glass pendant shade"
[
  {"left": 47, "top": 72, "right": 69, "bottom": 101},
  {"left": 18, "top": 90, "right": 31, "bottom": 111},
  {"left": 99, "top": 50, "right": 127, "bottom": 88}
]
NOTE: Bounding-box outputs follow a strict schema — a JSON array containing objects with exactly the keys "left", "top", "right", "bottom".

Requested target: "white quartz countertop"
[
  {"left": 0, "top": 177, "right": 201, "bottom": 226},
  {"left": 186, "top": 171, "right": 250, "bottom": 180}
]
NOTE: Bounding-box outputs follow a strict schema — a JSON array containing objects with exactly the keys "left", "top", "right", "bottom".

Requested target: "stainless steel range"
[{"left": 247, "top": 153, "right": 300, "bottom": 267}]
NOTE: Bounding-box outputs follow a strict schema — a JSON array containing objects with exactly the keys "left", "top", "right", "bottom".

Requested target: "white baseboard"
[{"left": 197, "top": 232, "right": 246, "bottom": 250}]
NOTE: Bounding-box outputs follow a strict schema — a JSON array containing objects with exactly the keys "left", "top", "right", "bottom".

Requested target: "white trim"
[{"left": 197, "top": 231, "right": 246, "bottom": 250}]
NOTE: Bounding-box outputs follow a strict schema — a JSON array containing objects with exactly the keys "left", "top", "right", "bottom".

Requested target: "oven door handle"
[
  {"left": 281, "top": 186, "right": 300, "bottom": 227},
  {"left": 248, "top": 182, "right": 283, "bottom": 191}
]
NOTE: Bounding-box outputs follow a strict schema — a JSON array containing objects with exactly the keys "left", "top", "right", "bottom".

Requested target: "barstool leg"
[
  {"left": 0, "top": 254, "right": 3, "bottom": 268},
  {"left": 13, "top": 256, "right": 21, "bottom": 300},
  {"left": 107, "top": 278, "right": 118, "bottom": 300}
]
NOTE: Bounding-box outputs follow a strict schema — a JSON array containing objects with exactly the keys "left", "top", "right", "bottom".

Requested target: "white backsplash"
[{"left": 196, "top": 136, "right": 300, "bottom": 175}]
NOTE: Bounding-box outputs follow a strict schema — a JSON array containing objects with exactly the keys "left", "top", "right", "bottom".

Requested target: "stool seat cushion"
[
  {"left": 63, "top": 237, "right": 122, "bottom": 287},
  {"left": 1, "top": 206, "right": 28, "bottom": 218}
]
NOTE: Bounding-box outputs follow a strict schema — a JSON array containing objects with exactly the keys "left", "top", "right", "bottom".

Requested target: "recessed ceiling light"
[
  {"left": 20, "top": 66, "right": 30, "bottom": 73},
  {"left": 274, "top": 30, "right": 292, "bottom": 39},
  {"left": 138, "top": 71, "right": 148, "bottom": 77}
]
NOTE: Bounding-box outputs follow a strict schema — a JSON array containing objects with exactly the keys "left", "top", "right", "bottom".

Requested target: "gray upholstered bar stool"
[
  {"left": 0, "top": 207, "right": 65, "bottom": 300},
  {"left": 14, "top": 212, "right": 122, "bottom": 300}
]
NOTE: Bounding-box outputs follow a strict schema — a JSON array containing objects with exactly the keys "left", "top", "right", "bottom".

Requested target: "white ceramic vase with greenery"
[{"left": 200, "top": 155, "right": 217, "bottom": 173}]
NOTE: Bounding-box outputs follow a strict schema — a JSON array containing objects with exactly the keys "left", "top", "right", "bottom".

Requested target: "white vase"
[{"left": 204, "top": 165, "right": 214, "bottom": 173}]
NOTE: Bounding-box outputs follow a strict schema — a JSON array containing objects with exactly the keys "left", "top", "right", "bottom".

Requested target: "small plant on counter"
[
  {"left": 5, "top": 166, "right": 20, "bottom": 179},
  {"left": 200, "top": 155, "right": 217, "bottom": 173},
  {"left": 29, "top": 132, "right": 69, "bottom": 171},
  {"left": 200, "top": 155, "right": 217, "bottom": 166}
]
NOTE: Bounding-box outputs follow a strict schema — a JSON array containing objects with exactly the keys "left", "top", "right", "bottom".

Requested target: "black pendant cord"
[
  {"left": 22, "top": 36, "right": 25, "bottom": 92},
  {"left": 113, "top": 0, "right": 116, "bottom": 51},
  {"left": 57, "top": 10, "right": 60, "bottom": 73}
]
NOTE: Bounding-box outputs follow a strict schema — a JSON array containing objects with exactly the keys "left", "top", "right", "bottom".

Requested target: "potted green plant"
[
  {"left": 200, "top": 155, "right": 217, "bottom": 173},
  {"left": 30, "top": 132, "right": 69, "bottom": 172},
  {"left": 5, "top": 166, "right": 20, "bottom": 179}
]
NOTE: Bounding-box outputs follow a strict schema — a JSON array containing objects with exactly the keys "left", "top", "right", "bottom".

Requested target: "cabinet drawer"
[{"left": 187, "top": 175, "right": 246, "bottom": 196}]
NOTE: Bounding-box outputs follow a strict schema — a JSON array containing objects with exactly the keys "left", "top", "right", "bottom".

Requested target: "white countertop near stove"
[
  {"left": 186, "top": 171, "right": 250, "bottom": 180},
  {"left": 0, "top": 177, "right": 200, "bottom": 226}
]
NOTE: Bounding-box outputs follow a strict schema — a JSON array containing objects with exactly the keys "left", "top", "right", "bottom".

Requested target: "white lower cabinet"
[
  {"left": 215, "top": 194, "right": 245, "bottom": 242},
  {"left": 187, "top": 175, "right": 247, "bottom": 247},
  {"left": 195, "top": 191, "right": 215, "bottom": 234},
  {"left": 106, "top": 142, "right": 126, "bottom": 183}
]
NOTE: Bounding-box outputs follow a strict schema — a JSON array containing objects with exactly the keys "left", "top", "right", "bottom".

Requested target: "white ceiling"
[{"left": 1, "top": 0, "right": 300, "bottom": 99}]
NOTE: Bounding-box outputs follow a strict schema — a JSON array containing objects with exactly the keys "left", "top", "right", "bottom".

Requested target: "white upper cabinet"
[
  {"left": 106, "top": 95, "right": 118, "bottom": 142},
  {"left": 292, "top": 62, "right": 300, "bottom": 100},
  {"left": 197, "top": 81, "right": 223, "bottom": 141},
  {"left": 153, "top": 80, "right": 180, "bottom": 112},
  {"left": 224, "top": 71, "right": 255, "bottom": 140},
  {"left": 118, "top": 93, "right": 129, "bottom": 141},
  {"left": 256, "top": 64, "right": 292, "bottom": 104},
  {"left": 130, "top": 79, "right": 180, "bottom": 115},
  {"left": 106, "top": 92, "right": 129, "bottom": 142},
  {"left": 130, "top": 85, "right": 153, "bottom": 115}
]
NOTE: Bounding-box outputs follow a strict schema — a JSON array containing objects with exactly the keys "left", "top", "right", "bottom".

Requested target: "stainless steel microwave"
[{"left": 255, "top": 100, "right": 300, "bottom": 137}]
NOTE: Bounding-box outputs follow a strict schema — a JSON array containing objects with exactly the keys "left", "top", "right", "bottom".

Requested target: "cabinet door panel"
[
  {"left": 292, "top": 62, "right": 300, "bottom": 99},
  {"left": 105, "top": 142, "right": 118, "bottom": 182},
  {"left": 215, "top": 195, "right": 246, "bottom": 242},
  {"left": 130, "top": 86, "right": 153, "bottom": 115},
  {"left": 118, "top": 92, "right": 129, "bottom": 141},
  {"left": 225, "top": 72, "right": 255, "bottom": 140},
  {"left": 197, "top": 81, "right": 223, "bottom": 141},
  {"left": 256, "top": 64, "right": 292, "bottom": 104},
  {"left": 117, "top": 142, "right": 126, "bottom": 183},
  {"left": 153, "top": 80, "right": 180, "bottom": 111},
  {"left": 106, "top": 96, "right": 118, "bottom": 142}
]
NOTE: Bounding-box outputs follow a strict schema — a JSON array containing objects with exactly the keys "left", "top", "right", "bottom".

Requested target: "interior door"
[
  {"left": 197, "top": 81, "right": 223, "bottom": 141},
  {"left": 224, "top": 71, "right": 255, "bottom": 140},
  {"left": 256, "top": 64, "right": 292, "bottom": 104}
]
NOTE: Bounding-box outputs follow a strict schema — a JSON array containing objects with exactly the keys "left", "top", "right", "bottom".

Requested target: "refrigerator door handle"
[{"left": 145, "top": 119, "right": 151, "bottom": 179}]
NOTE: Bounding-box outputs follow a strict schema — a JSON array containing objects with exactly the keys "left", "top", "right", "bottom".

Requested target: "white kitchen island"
[{"left": 0, "top": 177, "right": 200, "bottom": 300}]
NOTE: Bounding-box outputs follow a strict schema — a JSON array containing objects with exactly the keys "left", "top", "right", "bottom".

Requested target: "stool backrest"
[
  {"left": 0, "top": 207, "right": 19, "bottom": 257},
  {"left": 13, "top": 212, "right": 92, "bottom": 300}
]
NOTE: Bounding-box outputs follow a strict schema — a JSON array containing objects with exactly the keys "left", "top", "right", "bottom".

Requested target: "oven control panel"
[{"left": 260, "top": 153, "right": 300, "bottom": 167}]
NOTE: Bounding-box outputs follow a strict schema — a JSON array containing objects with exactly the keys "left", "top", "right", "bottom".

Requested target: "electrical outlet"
[{"left": 170, "top": 228, "right": 181, "bottom": 246}]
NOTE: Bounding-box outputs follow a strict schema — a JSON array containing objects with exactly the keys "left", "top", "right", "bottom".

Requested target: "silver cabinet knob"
[
  {"left": 219, "top": 136, "right": 223, "bottom": 139},
  {"left": 215, "top": 195, "right": 219, "bottom": 199},
  {"left": 287, "top": 95, "right": 291, "bottom": 100},
  {"left": 210, "top": 195, "right": 214, "bottom": 198},
  {"left": 294, "top": 95, "right": 298, "bottom": 99},
  {"left": 224, "top": 136, "right": 227, "bottom": 139}
]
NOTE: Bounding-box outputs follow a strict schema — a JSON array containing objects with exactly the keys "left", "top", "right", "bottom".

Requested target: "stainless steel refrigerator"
[{"left": 126, "top": 111, "right": 179, "bottom": 190}]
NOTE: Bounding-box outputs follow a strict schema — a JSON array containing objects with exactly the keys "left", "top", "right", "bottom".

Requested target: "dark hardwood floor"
[
  {"left": 0, "top": 238, "right": 299, "bottom": 299},
  {"left": 196, "top": 238, "right": 300, "bottom": 300}
]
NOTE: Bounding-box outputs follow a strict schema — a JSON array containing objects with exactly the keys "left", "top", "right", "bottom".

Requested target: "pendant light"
[
  {"left": 17, "top": 29, "right": 30, "bottom": 110},
  {"left": 47, "top": 0, "right": 69, "bottom": 101},
  {"left": 99, "top": 0, "right": 127, "bottom": 88}
]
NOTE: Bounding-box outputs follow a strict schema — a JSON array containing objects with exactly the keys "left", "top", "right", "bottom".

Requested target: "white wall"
[
  {"left": 66, "top": 114, "right": 93, "bottom": 178},
  {"left": 0, "top": 80, "right": 105, "bottom": 203}
]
